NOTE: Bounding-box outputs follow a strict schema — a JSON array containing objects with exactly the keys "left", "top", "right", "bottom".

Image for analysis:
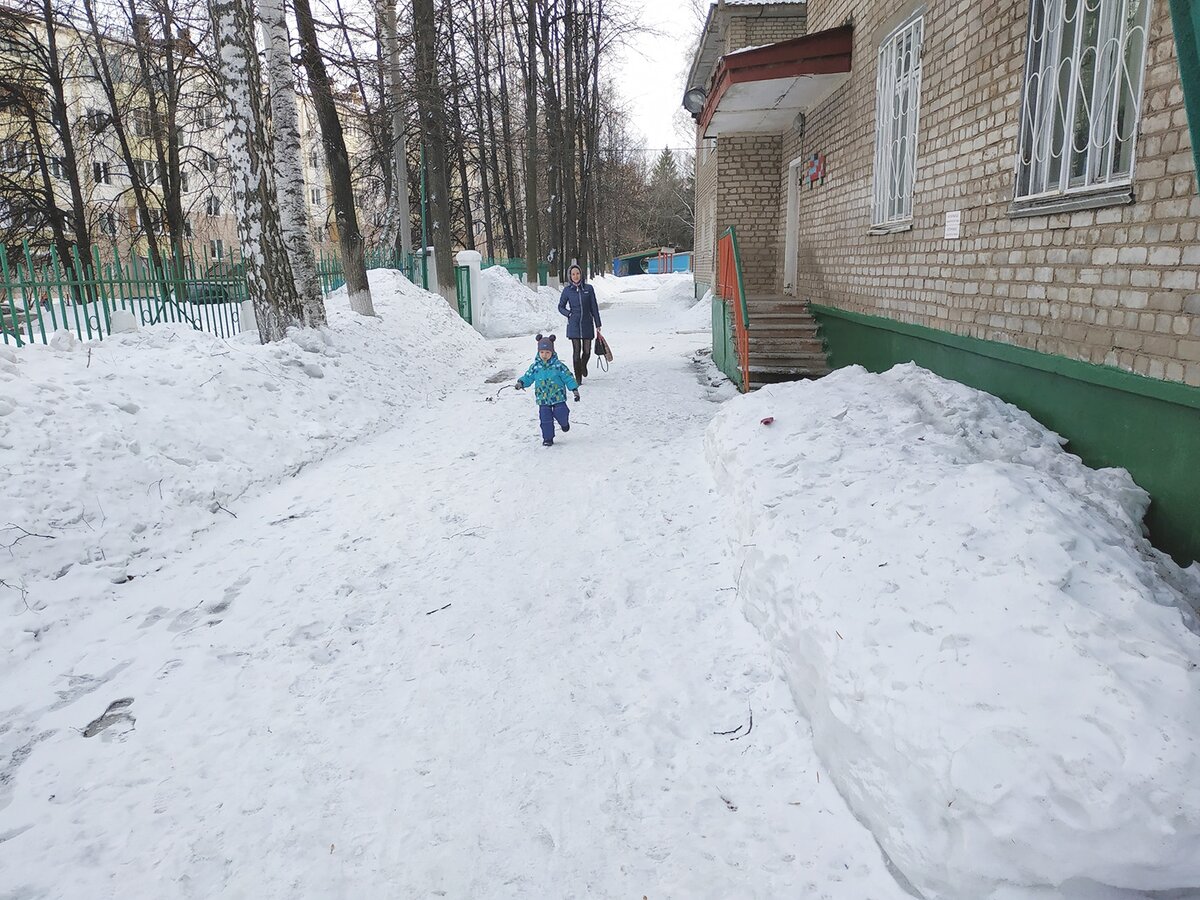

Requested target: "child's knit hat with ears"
[{"left": 536, "top": 334, "right": 556, "bottom": 353}]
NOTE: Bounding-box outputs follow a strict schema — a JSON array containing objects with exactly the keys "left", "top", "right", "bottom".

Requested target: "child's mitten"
[{"left": 573, "top": 390, "right": 581, "bottom": 402}]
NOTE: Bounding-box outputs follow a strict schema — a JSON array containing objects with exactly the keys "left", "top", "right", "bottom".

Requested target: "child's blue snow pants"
[{"left": 538, "top": 402, "right": 570, "bottom": 442}]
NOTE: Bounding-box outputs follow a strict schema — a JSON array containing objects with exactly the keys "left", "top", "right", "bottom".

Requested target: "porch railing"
[{"left": 715, "top": 226, "right": 751, "bottom": 392}]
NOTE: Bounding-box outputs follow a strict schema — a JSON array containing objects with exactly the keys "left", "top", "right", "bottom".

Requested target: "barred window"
[
  {"left": 1015, "top": 0, "right": 1151, "bottom": 210},
  {"left": 871, "top": 14, "right": 923, "bottom": 230}
]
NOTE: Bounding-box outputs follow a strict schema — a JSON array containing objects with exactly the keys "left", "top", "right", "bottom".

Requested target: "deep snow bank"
[
  {"left": 477, "top": 265, "right": 559, "bottom": 338},
  {"left": 1, "top": 270, "right": 490, "bottom": 635},
  {"left": 705, "top": 364, "right": 1200, "bottom": 899}
]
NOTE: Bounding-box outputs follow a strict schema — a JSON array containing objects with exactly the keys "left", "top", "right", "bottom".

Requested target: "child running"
[{"left": 515, "top": 333, "right": 580, "bottom": 446}]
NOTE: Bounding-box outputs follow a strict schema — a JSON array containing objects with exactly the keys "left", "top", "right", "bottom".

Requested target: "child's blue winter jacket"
[{"left": 517, "top": 353, "right": 578, "bottom": 405}]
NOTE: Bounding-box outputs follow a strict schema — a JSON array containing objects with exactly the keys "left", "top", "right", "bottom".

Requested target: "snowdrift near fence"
[
  {"left": 705, "top": 364, "right": 1200, "bottom": 899},
  {"left": 1, "top": 270, "right": 490, "bottom": 659},
  {"left": 476, "top": 265, "right": 559, "bottom": 339},
  {"left": 591, "top": 272, "right": 693, "bottom": 306}
]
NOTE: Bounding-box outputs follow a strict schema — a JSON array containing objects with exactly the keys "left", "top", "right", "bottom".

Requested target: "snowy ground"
[
  {"left": 1, "top": 273, "right": 911, "bottom": 899},
  {"left": 4, "top": 271, "right": 1199, "bottom": 899}
]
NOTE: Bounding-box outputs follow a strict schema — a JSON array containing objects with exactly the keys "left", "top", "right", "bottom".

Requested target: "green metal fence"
[
  {"left": 0, "top": 240, "right": 245, "bottom": 347},
  {"left": 0, "top": 241, "right": 476, "bottom": 348},
  {"left": 483, "top": 257, "right": 548, "bottom": 286},
  {"left": 314, "top": 246, "right": 427, "bottom": 294},
  {"left": 454, "top": 265, "right": 472, "bottom": 324}
]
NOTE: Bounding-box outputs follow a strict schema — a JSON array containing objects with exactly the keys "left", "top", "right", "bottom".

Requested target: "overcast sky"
[{"left": 611, "top": 0, "right": 707, "bottom": 154}]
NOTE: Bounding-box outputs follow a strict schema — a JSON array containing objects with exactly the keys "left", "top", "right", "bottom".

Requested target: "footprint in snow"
[{"left": 83, "top": 698, "right": 135, "bottom": 739}]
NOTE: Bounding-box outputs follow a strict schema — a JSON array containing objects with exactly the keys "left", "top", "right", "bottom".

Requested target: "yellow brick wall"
[{"left": 785, "top": 0, "right": 1199, "bottom": 385}]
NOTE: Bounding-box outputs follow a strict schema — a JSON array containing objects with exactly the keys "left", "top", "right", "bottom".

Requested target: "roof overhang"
[
  {"left": 697, "top": 24, "right": 854, "bottom": 138},
  {"left": 684, "top": 2, "right": 810, "bottom": 101}
]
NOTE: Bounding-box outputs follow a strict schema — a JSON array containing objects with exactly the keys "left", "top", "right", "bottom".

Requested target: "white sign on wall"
[{"left": 944, "top": 210, "right": 962, "bottom": 240}]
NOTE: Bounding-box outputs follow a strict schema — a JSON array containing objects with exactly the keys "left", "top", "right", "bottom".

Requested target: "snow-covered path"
[{"left": 5, "top": 298, "right": 908, "bottom": 898}]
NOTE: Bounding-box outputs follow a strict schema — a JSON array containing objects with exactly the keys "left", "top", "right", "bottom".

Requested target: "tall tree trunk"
[
  {"left": 80, "top": 0, "right": 169, "bottom": 290},
  {"left": 469, "top": 0, "right": 495, "bottom": 258},
  {"left": 522, "top": 0, "right": 539, "bottom": 283},
  {"left": 412, "top": 0, "right": 455, "bottom": 303},
  {"left": 40, "top": 0, "right": 92, "bottom": 279},
  {"left": 485, "top": 13, "right": 516, "bottom": 259},
  {"left": 562, "top": 2, "right": 577, "bottom": 269},
  {"left": 379, "top": 0, "right": 412, "bottom": 258},
  {"left": 261, "top": 0, "right": 326, "bottom": 327},
  {"left": 538, "top": 4, "right": 562, "bottom": 280},
  {"left": 293, "top": 0, "right": 375, "bottom": 315},
  {"left": 445, "top": 10, "right": 475, "bottom": 250},
  {"left": 496, "top": 25, "right": 522, "bottom": 260},
  {"left": 208, "top": 0, "right": 305, "bottom": 342}
]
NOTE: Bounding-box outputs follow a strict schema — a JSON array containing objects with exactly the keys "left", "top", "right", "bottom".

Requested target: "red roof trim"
[{"left": 698, "top": 24, "right": 854, "bottom": 134}]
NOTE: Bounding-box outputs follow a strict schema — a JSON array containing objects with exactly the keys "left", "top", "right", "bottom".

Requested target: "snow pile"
[
  {"left": 477, "top": 265, "right": 559, "bottom": 338},
  {"left": 705, "top": 364, "right": 1200, "bottom": 899},
  {"left": 657, "top": 274, "right": 700, "bottom": 310},
  {"left": 0, "top": 269, "right": 490, "bottom": 635},
  {"left": 675, "top": 295, "right": 711, "bottom": 333},
  {"left": 591, "top": 272, "right": 684, "bottom": 305}
]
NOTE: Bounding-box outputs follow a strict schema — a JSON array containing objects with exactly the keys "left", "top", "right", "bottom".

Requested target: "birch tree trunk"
[
  {"left": 208, "top": 0, "right": 305, "bottom": 342},
  {"left": 293, "top": 0, "right": 375, "bottom": 316},
  {"left": 261, "top": 0, "right": 327, "bottom": 327}
]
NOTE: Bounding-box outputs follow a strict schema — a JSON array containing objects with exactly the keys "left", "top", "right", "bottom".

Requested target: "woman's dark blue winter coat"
[{"left": 558, "top": 281, "right": 602, "bottom": 340}]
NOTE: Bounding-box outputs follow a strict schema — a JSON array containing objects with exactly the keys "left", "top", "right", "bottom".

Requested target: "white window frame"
[
  {"left": 99, "top": 211, "right": 116, "bottom": 236},
  {"left": 1012, "top": 0, "right": 1152, "bottom": 215},
  {"left": 205, "top": 195, "right": 221, "bottom": 216},
  {"left": 310, "top": 187, "right": 323, "bottom": 206},
  {"left": 871, "top": 12, "right": 924, "bottom": 232},
  {"left": 0, "top": 141, "right": 29, "bottom": 172},
  {"left": 132, "top": 108, "right": 152, "bottom": 137},
  {"left": 133, "top": 158, "right": 158, "bottom": 184},
  {"left": 92, "top": 159, "right": 111, "bottom": 185},
  {"left": 209, "top": 238, "right": 224, "bottom": 261},
  {"left": 783, "top": 156, "right": 804, "bottom": 292}
]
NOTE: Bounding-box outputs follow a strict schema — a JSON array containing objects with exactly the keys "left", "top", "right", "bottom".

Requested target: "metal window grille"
[
  {"left": 1015, "top": 0, "right": 1151, "bottom": 202},
  {"left": 871, "top": 15, "right": 923, "bottom": 228}
]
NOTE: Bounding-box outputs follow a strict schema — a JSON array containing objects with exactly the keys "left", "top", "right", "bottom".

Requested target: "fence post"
[{"left": 0, "top": 247, "right": 23, "bottom": 347}]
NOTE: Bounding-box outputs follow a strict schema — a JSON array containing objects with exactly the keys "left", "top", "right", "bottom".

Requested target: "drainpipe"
[{"left": 1170, "top": 0, "right": 1200, "bottom": 179}]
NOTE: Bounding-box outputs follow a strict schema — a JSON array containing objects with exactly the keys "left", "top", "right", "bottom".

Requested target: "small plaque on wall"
[{"left": 944, "top": 210, "right": 962, "bottom": 239}]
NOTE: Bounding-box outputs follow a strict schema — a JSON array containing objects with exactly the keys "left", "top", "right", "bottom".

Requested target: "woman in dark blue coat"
[{"left": 558, "top": 263, "right": 603, "bottom": 382}]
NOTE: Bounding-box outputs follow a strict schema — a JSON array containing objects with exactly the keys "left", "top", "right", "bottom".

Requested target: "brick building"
[{"left": 685, "top": 0, "right": 1200, "bottom": 563}]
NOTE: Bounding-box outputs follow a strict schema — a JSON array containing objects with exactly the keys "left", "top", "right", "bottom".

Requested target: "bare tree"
[
  {"left": 411, "top": 0, "right": 454, "bottom": 303},
  {"left": 261, "top": 0, "right": 325, "bottom": 326},
  {"left": 378, "top": 0, "right": 411, "bottom": 258},
  {"left": 208, "top": 0, "right": 304, "bottom": 341},
  {"left": 522, "top": 0, "right": 539, "bottom": 283},
  {"left": 293, "top": 0, "right": 374, "bottom": 316}
]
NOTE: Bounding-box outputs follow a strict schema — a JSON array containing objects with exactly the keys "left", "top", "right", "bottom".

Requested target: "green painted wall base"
[{"left": 811, "top": 305, "right": 1200, "bottom": 566}]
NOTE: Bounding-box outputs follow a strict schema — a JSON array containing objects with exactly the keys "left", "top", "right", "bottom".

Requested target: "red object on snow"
[{"left": 760, "top": 417, "right": 774, "bottom": 425}]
